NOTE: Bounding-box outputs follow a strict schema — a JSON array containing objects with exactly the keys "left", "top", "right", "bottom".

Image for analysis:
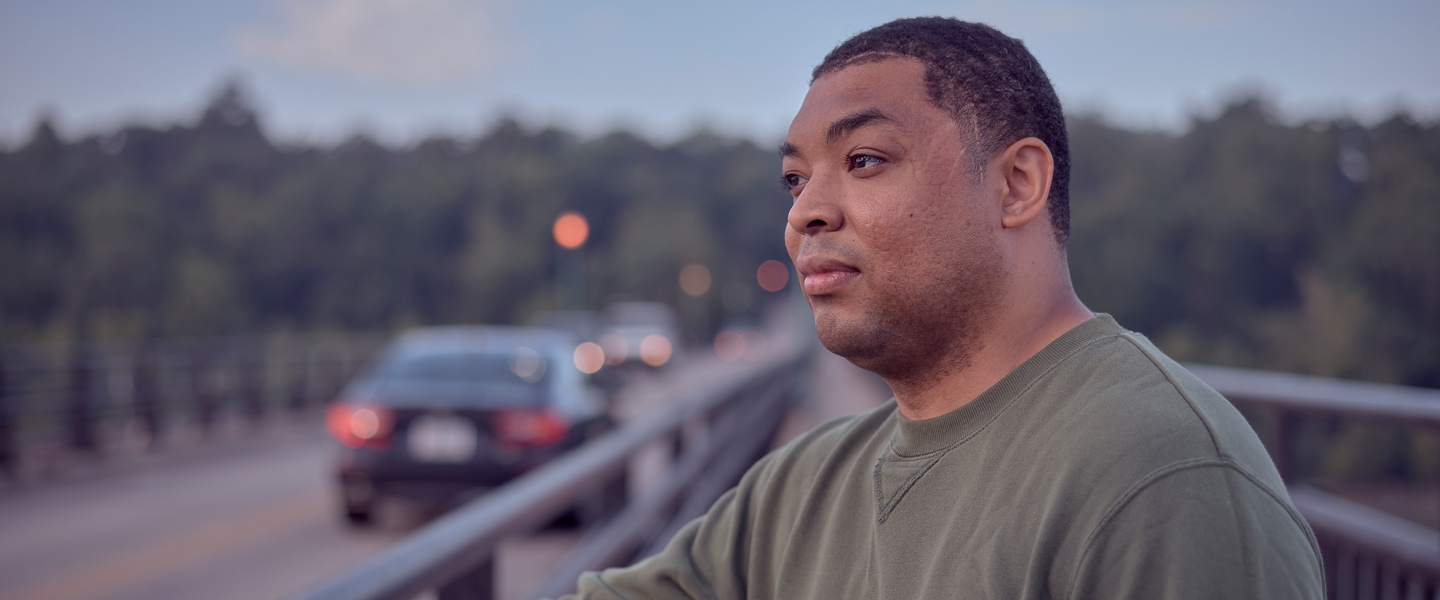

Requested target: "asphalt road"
[
  {"left": 0, "top": 339, "right": 892, "bottom": 600},
  {"left": 0, "top": 414, "right": 611, "bottom": 600},
  {"left": 1, "top": 420, "right": 400, "bottom": 600}
]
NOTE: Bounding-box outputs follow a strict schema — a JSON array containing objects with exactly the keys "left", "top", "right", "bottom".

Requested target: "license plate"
[{"left": 407, "top": 415, "right": 478, "bottom": 463}]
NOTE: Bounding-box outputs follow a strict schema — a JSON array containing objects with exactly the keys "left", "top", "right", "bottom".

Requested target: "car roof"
[{"left": 529, "top": 310, "right": 602, "bottom": 340}]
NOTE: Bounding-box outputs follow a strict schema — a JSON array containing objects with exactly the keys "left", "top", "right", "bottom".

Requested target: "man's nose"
[{"left": 786, "top": 177, "right": 844, "bottom": 235}]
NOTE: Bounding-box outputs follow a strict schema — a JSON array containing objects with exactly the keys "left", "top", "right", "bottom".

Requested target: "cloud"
[{"left": 236, "top": 0, "right": 514, "bottom": 85}]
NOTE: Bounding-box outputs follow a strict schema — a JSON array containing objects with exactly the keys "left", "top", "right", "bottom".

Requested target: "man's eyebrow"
[
  {"left": 826, "top": 108, "right": 895, "bottom": 145},
  {"left": 779, "top": 109, "right": 896, "bottom": 158}
]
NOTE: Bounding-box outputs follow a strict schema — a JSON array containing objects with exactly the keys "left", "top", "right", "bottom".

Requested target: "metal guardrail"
[
  {"left": 1190, "top": 364, "right": 1440, "bottom": 431},
  {"left": 1189, "top": 364, "right": 1440, "bottom": 600},
  {"left": 1290, "top": 486, "right": 1440, "bottom": 598},
  {"left": 290, "top": 337, "right": 811, "bottom": 600},
  {"left": 0, "top": 333, "right": 388, "bottom": 478},
  {"left": 293, "top": 358, "right": 1438, "bottom": 600}
]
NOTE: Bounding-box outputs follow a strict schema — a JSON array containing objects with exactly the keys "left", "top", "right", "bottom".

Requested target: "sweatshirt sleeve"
[{"left": 1067, "top": 461, "right": 1325, "bottom": 600}]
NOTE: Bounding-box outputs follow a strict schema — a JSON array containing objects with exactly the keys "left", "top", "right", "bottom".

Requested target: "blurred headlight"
[
  {"left": 640, "top": 334, "right": 673, "bottom": 367},
  {"left": 574, "top": 342, "right": 605, "bottom": 374}
]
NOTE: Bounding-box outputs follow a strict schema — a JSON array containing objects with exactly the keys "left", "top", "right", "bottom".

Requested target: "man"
[{"left": 564, "top": 17, "right": 1324, "bottom": 599}]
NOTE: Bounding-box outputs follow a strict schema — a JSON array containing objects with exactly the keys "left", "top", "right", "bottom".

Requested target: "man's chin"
[{"left": 814, "top": 313, "right": 886, "bottom": 367}]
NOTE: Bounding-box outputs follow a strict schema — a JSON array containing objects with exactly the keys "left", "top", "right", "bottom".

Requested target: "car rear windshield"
[{"left": 375, "top": 351, "right": 550, "bottom": 386}]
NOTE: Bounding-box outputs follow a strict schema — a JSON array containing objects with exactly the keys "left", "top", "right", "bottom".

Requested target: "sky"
[{"left": 2, "top": 0, "right": 1437, "bottom": 147}]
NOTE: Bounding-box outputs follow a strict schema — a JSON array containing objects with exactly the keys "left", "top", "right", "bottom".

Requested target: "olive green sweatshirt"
[{"left": 563, "top": 315, "right": 1324, "bottom": 599}]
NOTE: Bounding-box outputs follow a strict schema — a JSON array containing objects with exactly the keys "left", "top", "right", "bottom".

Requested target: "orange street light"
[{"left": 553, "top": 212, "right": 589, "bottom": 249}]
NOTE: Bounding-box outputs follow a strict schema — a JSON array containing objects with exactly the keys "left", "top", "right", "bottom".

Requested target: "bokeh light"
[
  {"left": 714, "top": 330, "right": 742, "bottom": 362},
  {"left": 573, "top": 342, "right": 605, "bottom": 374},
  {"left": 350, "top": 408, "right": 381, "bottom": 439},
  {"left": 715, "top": 329, "right": 767, "bottom": 363},
  {"left": 757, "top": 260, "right": 789, "bottom": 292},
  {"left": 640, "top": 334, "right": 673, "bottom": 366},
  {"left": 509, "top": 346, "right": 546, "bottom": 382},
  {"left": 553, "top": 211, "right": 589, "bottom": 249},
  {"left": 679, "top": 263, "right": 712, "bottom": 297}
]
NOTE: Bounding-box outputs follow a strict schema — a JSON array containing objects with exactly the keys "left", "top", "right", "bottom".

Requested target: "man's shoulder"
[
  {"left": 1022, "top": 323, "right": 1320, "bottom": 596},
  {"left": 1028, "top": 322, "right": 1287, "bottom": 494}
]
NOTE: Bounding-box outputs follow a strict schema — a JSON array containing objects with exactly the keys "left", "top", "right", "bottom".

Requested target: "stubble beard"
[{"left": 814, "top": 235, "right": 1006, "bottom": 393}]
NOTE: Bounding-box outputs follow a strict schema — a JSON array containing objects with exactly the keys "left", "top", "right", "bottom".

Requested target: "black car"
[{"left": 326, "top": 326, "right": 615, "bottom": 525}]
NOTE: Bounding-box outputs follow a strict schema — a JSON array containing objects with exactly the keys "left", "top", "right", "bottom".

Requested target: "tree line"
[{"left": 1, "top": 84, "right": 1436, "bottom": 389}]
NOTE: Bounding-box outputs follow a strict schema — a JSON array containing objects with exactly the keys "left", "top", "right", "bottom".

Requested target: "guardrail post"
[
  {"left": 437, "top": 558, "right": 494, "bottom": 600},
  {"left": 323, "top": 354, "right": 346, "bottom": 404},
  {"left": 1358, "top": 554, "right": 1377, "bottom": 599},
  {"left": 0, "top": 354, "right": 14, "bottom": 480},
  {"left": 242, "top": 346, "right": 265, "bottom": 424},
  {"left": 133, "top": 343, "right": 162, "bottom": 447},
  {"left": 1270, "top": 408, "right": 1299, "bottom": 482},
  {"left": 288, "top": 355, "right": 309, "bottom": 412},
  {"left": 66, "top": 342, "right": 97, "bottom": 453},
  {"left": 194, "top": 356, "right": 218, "bottom": 434},
  {"left": 1379, "top": 561, "right": 1400, "bottom": 600}
]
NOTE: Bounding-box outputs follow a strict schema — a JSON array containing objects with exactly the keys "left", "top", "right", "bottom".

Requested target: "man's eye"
[
  {"left": 780, "top": 172, "right": 808, "bottom": 191},
  {"left": 848, "top": 154, "right": 883, "bottom": 170}
]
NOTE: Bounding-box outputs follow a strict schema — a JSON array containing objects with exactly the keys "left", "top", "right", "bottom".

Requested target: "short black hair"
[{"left": 812, "top": 17, "right": 1070, "bottom": 243}]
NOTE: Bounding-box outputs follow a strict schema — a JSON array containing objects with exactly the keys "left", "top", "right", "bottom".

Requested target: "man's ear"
[{"left": 997, "top": 137, "right": 1054, "bottom": 230}]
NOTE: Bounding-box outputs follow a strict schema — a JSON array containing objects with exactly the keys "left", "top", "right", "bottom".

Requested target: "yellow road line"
[{"left": 5, "top": 489, "right": 329, "bottom": 600}]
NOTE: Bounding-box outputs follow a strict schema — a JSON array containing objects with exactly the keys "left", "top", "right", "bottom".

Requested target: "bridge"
[{"left": 0, "top": 308, "right": 1436, "bottom": 600}]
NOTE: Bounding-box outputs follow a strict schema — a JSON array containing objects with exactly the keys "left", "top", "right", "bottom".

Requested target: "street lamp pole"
[{"left": 552, "top": 211, "right": 589, "bottom": 310}]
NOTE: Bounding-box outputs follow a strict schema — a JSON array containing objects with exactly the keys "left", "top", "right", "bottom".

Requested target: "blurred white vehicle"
[{"left": 598, "top": 302, "right": 682, "bottom": 368}]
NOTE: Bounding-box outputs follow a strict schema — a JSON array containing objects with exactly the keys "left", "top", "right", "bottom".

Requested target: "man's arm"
[{"left": 1067, "top": 461, "right": 1324, "bottom": 599}]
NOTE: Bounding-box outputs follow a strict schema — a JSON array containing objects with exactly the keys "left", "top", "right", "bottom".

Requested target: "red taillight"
[
  {"left": 326, "top": 402, "right": 395, "bottom": 449},
  {"left": 491, "top": 410, "right": 569, "bottom": 449}
]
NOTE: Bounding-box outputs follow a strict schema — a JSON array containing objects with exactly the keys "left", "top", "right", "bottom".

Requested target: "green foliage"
[
  {"left": 0, "top": 87, "right": 792, "bottom": 344},
  {"left": 0, "top": 88, "right": 1435, "bottom": 393},
  {"left": 1068, "top": 99, "right": 1440, "bottom": 388}
]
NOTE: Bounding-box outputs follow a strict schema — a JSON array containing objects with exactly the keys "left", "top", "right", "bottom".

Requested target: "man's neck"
[{"left": 887, "top": 289, "right": 1092, "bottom": 421}]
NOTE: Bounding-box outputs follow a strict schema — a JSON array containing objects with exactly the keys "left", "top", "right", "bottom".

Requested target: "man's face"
[{"left": 782, "top": 57, "right": 1005, "bottom": 380}]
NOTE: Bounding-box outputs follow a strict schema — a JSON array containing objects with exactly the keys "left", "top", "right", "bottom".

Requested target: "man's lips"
[{"left": 795, "top": 256, "right": 860, "bottom": 296}]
